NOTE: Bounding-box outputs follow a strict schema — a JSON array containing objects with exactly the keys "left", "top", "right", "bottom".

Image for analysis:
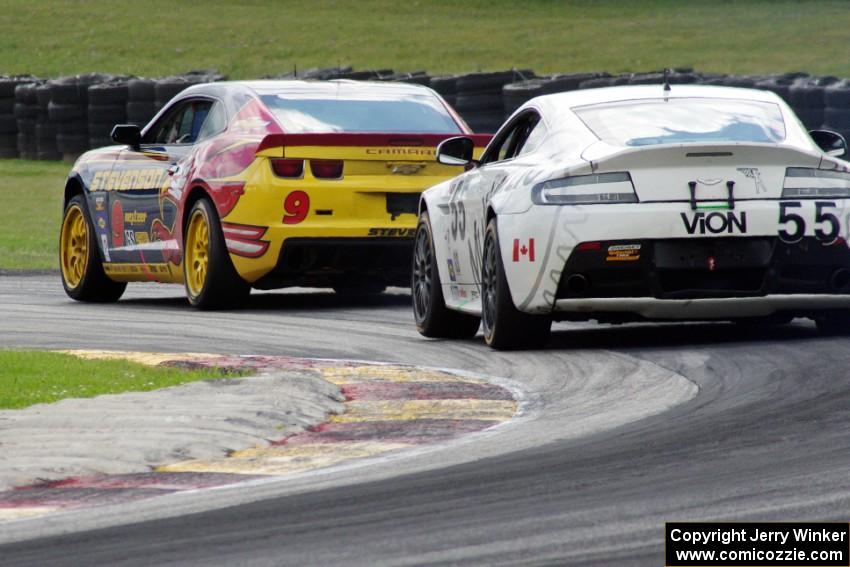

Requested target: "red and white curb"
[{"left": 0, "top": 351, "right": 519, "bottom": 521}]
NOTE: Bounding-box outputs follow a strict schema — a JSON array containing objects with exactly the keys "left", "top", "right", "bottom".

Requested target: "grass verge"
[
  {"left": 0, "top": 0, "right": 849, "bottom": 78},
  {"left": 0, "top": 160, "right": 68, "bottom": 271},
  {"left": 0, "top": 350, "right": 243, "bottom": 409}
]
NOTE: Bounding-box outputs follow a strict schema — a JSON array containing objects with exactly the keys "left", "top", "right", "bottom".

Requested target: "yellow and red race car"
[{"left": 59, "top": 80, "right": 490, "bottom": 308}]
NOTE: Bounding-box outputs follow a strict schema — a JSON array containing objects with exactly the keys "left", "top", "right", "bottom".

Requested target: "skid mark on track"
[{"left": 0, "top": 351, "right": 518, "bottom": 522}]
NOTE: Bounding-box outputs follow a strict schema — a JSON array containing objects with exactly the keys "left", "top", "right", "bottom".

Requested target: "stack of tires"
[
  {"left": 48, "top": 73, "right": 111, "bottom": 159},
  {"left": 126, "top": 78, "right": 157, "bottom": 127},
  {"left": 787, "top": 76, "right": 836, "bottom": 131},
  {"left": 34, "top": 82, "right": 60, "bottom": 160},
  {"left": 337, "top": 68, "right": 393, "bottom": 80},
  {"left": 430, "top": 75, "right": 458, "bottom": 107},
  {"left": 154, "top": 76, "right": 192, "bottom": 112},
  {"left": 0, "top": 77, "right": 32, "bottom": 158},
  {"left": 754, "top": 73, "right": 804, "bottom": 106},
  {"left": 453, "top": 70, "right": 534, "bottom": 133},
  {"left": 153, "top": 70, "right": 227, "bottom": 113},
  {"left": 503, "top": 72, "right": 610, "bottom": 114},
  {"left": 88, "top": 81, "right": 129, "bottom": 148},
  {"left": 0, "top": 76, "right": 36, "bottom": 158},
  {"left": 824, "top": 80, "right": 850, "bottom": 142},
  {"left": 14, "top": 81, "right": 41, "bottom": 159},
  {"left": 380, "top": 71, "right": 431, "bottom": 86},
  {"left": 48, "top": 77, "right": 89, "bottom": 159}
]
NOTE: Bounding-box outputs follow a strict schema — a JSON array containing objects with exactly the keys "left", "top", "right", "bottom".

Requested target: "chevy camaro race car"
[
  {"left": 413, "top": 84, "right": 850, "bottom": 349},
  {"left": 59, "top": 80, "right": 488, "bottom": 308}
]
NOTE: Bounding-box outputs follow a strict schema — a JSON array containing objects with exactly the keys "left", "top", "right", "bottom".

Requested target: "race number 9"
[{"left": 283, "top": 191, "right": 309, "bottom": 224}]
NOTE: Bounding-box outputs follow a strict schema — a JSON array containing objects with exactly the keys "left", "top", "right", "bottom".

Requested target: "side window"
[
  {"left": 517, "top": 121, "right": 547, "bottom": 156},
  {"left": 481, "top": 112, "right": 541, "bottom": 165},
  {"left": 146, "top": 99, "right": 214, "bottom": 145},
  {"left": 197, "top": 102, "right": 226, "bottom": 141}
]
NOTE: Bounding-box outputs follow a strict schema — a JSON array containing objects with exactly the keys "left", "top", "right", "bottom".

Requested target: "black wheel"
[
  {"left": 482, "top": 218, "right": 551, "bottom": 350},
  {"left": 815, "top": 310, "right": 850, "bottom": 335},
  {"left": 183, "top": 198, "right": 250, "bottom": 309},
  {"left": 412, "top": 212, "right": 480, "bottom": 338},
  {"left": 59, "top": 195, "right": 126, "bottom": 302}
]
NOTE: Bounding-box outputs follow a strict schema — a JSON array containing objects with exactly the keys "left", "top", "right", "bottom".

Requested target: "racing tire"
[
  {"left": 183, "top": 198, "right": 250, "bottom": 310},
  {"left": 60, "top": 195, "right": 126, "bottom": 302},
  {"left": 412, "top": 212, "right": 480, "bottom": 339},
  {"left": 481, "top": 218, "right": 551, "bottom": 350},
  {"left": 815, "top": 310, "right": 850, "bottom": 335}
]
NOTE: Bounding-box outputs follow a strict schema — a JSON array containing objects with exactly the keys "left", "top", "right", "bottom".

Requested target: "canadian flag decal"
[{"left": 512, "top": 238, "right": 535, "bottom": 262}]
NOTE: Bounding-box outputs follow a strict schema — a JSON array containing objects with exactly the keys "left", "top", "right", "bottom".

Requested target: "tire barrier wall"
[{"left": 5, "top": 67, "right": 850, "bottom": 161}]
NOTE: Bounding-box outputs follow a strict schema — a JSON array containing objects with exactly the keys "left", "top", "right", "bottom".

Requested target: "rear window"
[
  {"left": 574, "top": 98, "right": 786, "bottom": 147},
  {"left": 260, "top": 93, "right": 461, "bottom": 134}
]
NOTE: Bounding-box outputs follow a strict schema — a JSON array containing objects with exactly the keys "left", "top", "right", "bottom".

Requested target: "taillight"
[
  {"left": 310, "top": 159, "right": 344, "bottom": 179},
  {"left": 271, "top": 159, "right": 304, "bottom": 178}
]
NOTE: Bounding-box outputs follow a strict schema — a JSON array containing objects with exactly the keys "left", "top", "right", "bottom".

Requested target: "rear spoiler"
[{"left": 256, "top": 132, "right": 492, "bottom": 154}]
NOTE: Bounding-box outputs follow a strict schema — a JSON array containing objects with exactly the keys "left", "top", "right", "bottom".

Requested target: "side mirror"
[
  {"left": 437, "top": 136, "right": 475, "bottom": 166},
  {"left": 111, "top": 124, "right": 141, "bottom": 150},
  {"left": 810, "top": 129, "right": 847, "bottom": 158}
]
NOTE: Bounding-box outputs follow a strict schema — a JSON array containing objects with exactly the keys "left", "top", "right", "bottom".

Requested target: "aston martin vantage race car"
[
  {"left": 59, "top": 80, "right": 488, "bottom": 308},
  {"left": 413, "top": 84, "right": 850, "bottom": 349}
]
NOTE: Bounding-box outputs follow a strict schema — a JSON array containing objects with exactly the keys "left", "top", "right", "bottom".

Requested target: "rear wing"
[{"left": 256, "top": 132, "right": 492, "bottom": 160}]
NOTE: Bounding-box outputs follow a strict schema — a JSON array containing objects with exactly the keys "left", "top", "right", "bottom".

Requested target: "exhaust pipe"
[
  {"left": 830, "top": 268, "right": 850, "bottom": 292},
  {"left": 566, "top": 274, "right": 589, "bottom": 294}
]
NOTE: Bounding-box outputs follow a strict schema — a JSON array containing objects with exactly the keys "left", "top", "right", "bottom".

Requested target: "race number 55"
[{"left": 778, "top": 201, "right": 839, "bottom": 243}]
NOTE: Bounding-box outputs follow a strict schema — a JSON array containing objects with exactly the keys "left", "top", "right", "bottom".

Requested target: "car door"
[
  {"left": 110, "top": 98, "right": 219, "bottom": 272},
  {"left": 449, "top": 111, "right": 544, "bottom": 298}
]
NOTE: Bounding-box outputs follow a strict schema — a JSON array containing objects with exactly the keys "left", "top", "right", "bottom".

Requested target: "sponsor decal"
[
  {"left": 124, "top": 211, "right": 147, "bottom": 225},
  {"left": 452, "top": 251, "right": 461, "bottom": 276},
  {"left": 90, "top": 169, "right": 169, "bottom": 192},
  {"left": 104, "top": 263, "right": 170, "bottom": 275},
  {"left": 681, "top": 211, "right": 747, "bottom": 235},
  {"left": 450, "top": 285, "right": 459, "bottom": 299},
  {"left": 368, "top": 228, "right": 416, "bottom": 237},
  {"left": 470, "top": 289, "right": 480, "bottom": 300},
  {"left": 512, "top": 238, "right": 535, "bottom": 262},
  {"left": 94, "top": 195, "right": 106, "bottom": 212},
  {"left": 459, "top": 288, "right": 468, "bottom": 299},
  {"left": 738, "top": 167, "right": 768, "bottom": 194},
  {"left": 123, "top": 230, "right": 136, "bottom": 247},
  {"left": 111, "top": 201, "right": 124, "bottom": 247},
  {"left": 707, "top": 255, "right": 717, "bottom": 272},
  {"left": 100, "top": 234, "right": 110, "bottom": 261},
  {"left": 606, "top": 244, "right": 641, "bottom": 262},
  {"left": 366, "top": 148, "right": 434, "bottom": 156},
  {"left": 447, "top": 259, "right": 457, "bottom": 282},
  {"left": 136, "top": 232, "right": 150, "bottom": 244}
]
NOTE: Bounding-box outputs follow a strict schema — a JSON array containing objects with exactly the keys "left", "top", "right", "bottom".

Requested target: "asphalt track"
[{"left": 2, "top": 274, "right": 850, "bottom": 566}]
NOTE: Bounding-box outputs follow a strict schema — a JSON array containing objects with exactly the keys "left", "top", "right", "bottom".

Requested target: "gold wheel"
[
  {"left": 184, "top": 208, "right": 210, "bottom": 298},
  {"left": 60, "top": 204, "right": 89, "bottom": 289}
]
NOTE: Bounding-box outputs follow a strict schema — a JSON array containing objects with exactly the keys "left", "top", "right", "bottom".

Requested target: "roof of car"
[
  {"left": 236, "top": 79, "right": 436, "bottom": 97},
  {"left": 532, "top": 84, "right": 785, "bottom": 110}
]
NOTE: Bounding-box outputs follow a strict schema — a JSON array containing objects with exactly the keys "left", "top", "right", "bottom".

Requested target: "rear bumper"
[
  {"left": 553, "top": 295, "right": 850, "bottom": 320},
  {"left": 551, "top": 236, "right": 850, "bottom": 320},
  {"left": 252, "top": 237, "right": 413, "bottom": 289}
]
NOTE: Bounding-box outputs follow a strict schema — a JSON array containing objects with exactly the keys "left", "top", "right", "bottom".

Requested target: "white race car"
[{"left": 412, "top": 84, "right": 850, "bottom": 349}]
